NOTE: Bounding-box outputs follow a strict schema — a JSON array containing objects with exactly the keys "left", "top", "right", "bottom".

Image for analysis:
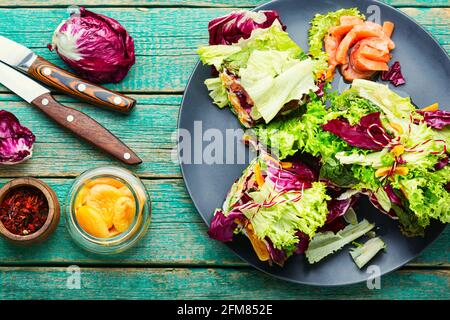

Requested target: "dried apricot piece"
[
  {"left": 85, "top": 184, "right": 122, "bottom": 229},
  {"left": 74, "top": 185, "right": 89, "bottom": 209},
  {"left": 118, "top": 186, "right": 134, "bottom": 199},
  {"left": 113, "top": 196, "right": 136, "bottom": 232},
  {"left": 86, "top": 178, "right": 125, "bottom": 189},
  {"left": 76, "top": 205, "right": 110, "bottom": 238}
]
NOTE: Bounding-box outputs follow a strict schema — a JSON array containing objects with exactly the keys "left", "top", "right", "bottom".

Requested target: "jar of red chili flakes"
[{"left": 0, "top": 178, "right": 60, "bottom": 245}]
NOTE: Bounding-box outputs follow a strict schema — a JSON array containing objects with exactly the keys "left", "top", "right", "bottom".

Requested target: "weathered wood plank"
[
  {"left": 0, "top": 0, "right": 448, "bottom": 8},
  {"left": 0, "top": 7, "right": 447, "bottom": 93},
  {"left": 0, "top": 267, "right": 448, "bottom": 299},
  {"left": 0, "top": 178, "right": 447, "bottom": 266},
  {"left": 0, "top": 178, "right": 242, "bottom": 266},
  {"left": 0, "top": 95, "right": 182, "bottom": 178}
]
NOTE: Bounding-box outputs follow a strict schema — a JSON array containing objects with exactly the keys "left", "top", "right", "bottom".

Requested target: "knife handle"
[
  {"left": 28, "top": 56, "right": 136, "bottom": 113},
  {"left": 31, "top": 93, "right": 142, "bottom": 165}
]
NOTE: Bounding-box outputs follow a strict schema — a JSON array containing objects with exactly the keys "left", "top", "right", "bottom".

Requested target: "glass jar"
[{"left": 65, "top": 166, "right": 151, "bottom": 254}]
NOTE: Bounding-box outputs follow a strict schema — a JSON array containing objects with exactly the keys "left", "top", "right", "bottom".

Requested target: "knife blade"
[
  {"left": 0, "top": 61, "right": 142, "bottom": 165},
  {"left": 0, "top": 36, "right": 135, "bottom": 113}
]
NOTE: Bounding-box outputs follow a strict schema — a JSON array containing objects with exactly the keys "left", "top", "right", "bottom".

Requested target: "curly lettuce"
[
  {"left": 249, "top": 181, "right": 330, "bottom": 247},
  {"left": 254, "top": 80, "right": 449, "bottom": 236},
  {"left": 204, "top": 77, "right": 229, "bottom": 108}
]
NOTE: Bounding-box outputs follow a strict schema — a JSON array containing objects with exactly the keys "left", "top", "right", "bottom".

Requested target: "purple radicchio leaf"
[
  {"left": 265, "top": 238, "right": 288, "bottom": 267},
  {"left": 418, "top": 110, "right": 450, "bottom": 130},
  {"left": 381, "top": 61, "right": 406, "bottom": 87},
  {"left": 294, "top": 231, "right": 310, "bottom": 254},
  {"left": 208, "top": 10, "right": 286, "bottom": 45},
  {"left": 0, "top": 110, "right": 35, "bottom": 165},
  {"left": 49, "top": 7, "right": 135, "bottom": 84},
  {"left": 384, "top": 184, "right": 403, "bottom": 206},
  {"left": 266, "top": 158, "right": 316, "bottom": 192},
  {"left": 315, "top": 79, "right": 326, "bottom": 98},
  {"left": 319, "top": 217, "right": 348, "bottom": 233},
  {"left": 435, "top": 156, "right": 449, "bottom": 170},
  {"left": 207, "top": 209, "right": 243, "bottom": 242},
  {"left": 322, "top": 112, "right": 392, "bottom": 150},
  {"left": 326, "top": 192, "right": 359, "bottom": 223}
]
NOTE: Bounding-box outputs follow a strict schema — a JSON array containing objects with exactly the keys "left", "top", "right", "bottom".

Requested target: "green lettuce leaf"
[
  {"left": 254, "top": 98, "right": 344, "bottom": 159},
  {"left": 351, "top": 79, "right": 415, "bottom": 121},
  {"left": 436, "top": 127, "right": 450, "bottom": 146},
  {"left": 198, "top": 45, "right": 241, "bottom": 70},
  {"left": 335, "top": 149, "right": 390, "bottom": 168},
  {"left": 330, "top": 89, "right": 381, "bottom": 125},
  {"left": 373, "top": 188, "right": 392, "bottom": 213},
  {"left": 394, "top": 166, "right": 450, "bottom": 228},
  {"left": 204, "top": 77, "right": 229, "bottom": 108},
  {"left": 247, "top": 181, "right": 330, "bottom": 248},
  {"left": 391, "top": 203, "right": 425, "bottom": 237},
  {"left": 343, "top": 207, "right": 358, "bottom": 225},
  {"left": 350, "top": 237, "right": 386, "bottom": 269},
  {"left": 198, "top": 20, "right": 302, "bottom": 74},
  {"left": 351, "top": 165, "right": 380, "bottom": 191},
  {"left": 306, "top": 219, "right": 375, "bottom": 264},
  {"left": 240, "top": 52, "right": 317, "bottom": 123},
  {"left": 319, "top": 157, "right": 359, "bottom": 188}
]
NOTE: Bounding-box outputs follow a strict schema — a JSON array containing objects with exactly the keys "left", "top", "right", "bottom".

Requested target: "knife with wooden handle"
[
  {"left": 0, "top": 36, "right": 135, "bottom": 113},
  {"left": 0, "top": 61, "right": 142, "bottom": 165}
]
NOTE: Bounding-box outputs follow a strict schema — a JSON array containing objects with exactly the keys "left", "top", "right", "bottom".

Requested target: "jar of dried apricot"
[{"left": 65, "top": 166, "right": 151, "bottom": 254}]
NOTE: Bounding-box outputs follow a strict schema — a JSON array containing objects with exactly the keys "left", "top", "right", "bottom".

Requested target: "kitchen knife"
[
  {"left": 0, "top": 61, "right": 142, "bottom": 165},
  {"left": 0, "top": 36, "right": 135, "bottom": 113}
]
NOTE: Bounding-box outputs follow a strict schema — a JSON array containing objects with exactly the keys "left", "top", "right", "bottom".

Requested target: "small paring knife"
[
  {"left": 0, "top": 36, "right": 136, "bottom": 113},
  {"left": 0, "top": 61, "right": 142, "bottom": 165}
]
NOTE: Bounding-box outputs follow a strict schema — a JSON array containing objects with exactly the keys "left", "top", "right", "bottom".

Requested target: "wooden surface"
[{"left": 0, "top": 0, "right": 448, "bottom": 300}]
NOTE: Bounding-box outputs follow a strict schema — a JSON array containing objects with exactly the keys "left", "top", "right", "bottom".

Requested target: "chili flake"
[{"left": 0, "top": 187, "right": 49, "bottom": 236}]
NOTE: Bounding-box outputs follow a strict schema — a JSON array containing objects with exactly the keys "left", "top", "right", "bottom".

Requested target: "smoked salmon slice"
[
  {"left": 323, "top": 17, "right": 395, "bottom": 82},
  {"left": 359, "top": 46, "right": 390, "bottom": 62},
  {"left": 324, "top": 16, "right": 363, "bottom": 80},
  {"left": 340, "top": 15, "right": 364, "bottom": 26},
  {"left": 358, "top": 38, "right": 391, "bottom": 62},
  {"left": 383, "top": 21, "right": 395, "bottom": 38},
  {"left": 340, "top": 63, "right": 375, "bottom": 82},
  {"left": 352, "top": 54, "right": 389, "bottom": 71},
  {"left": 335, "top": 22, "right": 395, "bottom": 65}
]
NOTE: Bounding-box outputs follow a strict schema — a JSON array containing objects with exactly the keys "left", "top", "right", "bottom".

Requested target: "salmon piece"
[
  {"left": 383, "top": 21, "right": 395, "bottom": 38},
  {"left": 324, "top": 34, "right": 340, "bottom": 79},
  {"left": 336, "top": 22, "right": 395, "bottom": 64},
  {"left": 331, "top": 16, "right": 363, "bottom": 35},
  {"left": 359, "top": 37, "right": 390, "bottom": 53},
  {"left": 357, "top": 38, "right": 391, "bottom": 62},
  {"left": 340, "top": 16, "right": 364, "bottom": 26},
  {"left": 353, "top": 54, "right": 389, "bottom": 71},
  {"left": 340, "top": 63, "right": 375, "bottom": 82},
  {"left": 325, "top": 34, "right": 340, "bottom": 65},
  {"left": 359, "top": 45, "right": 391, "bottom": 62},
  {"left": 328, "top": 22, "right": 362, "bottom": 39},
  {"left": 324, "top": 17, "right": 363, "bottom": 80},
  {"left": 342, "top": 42, "right": 376, "bottom": 80}
]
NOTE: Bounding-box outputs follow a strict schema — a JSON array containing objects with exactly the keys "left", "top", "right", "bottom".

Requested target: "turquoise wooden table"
[{"left": 0, "top": 0, "right": 448, "bottom": 300}]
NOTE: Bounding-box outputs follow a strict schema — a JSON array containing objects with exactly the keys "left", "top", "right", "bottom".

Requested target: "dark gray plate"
[{"left": 179, "top": 0, "right": 449, "bottom": 285}]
